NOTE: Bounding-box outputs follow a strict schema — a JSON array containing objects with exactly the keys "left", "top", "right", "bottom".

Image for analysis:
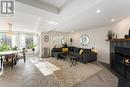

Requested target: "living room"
[{"left": 0, "top": 0, "right": 130, "bottom": 87}]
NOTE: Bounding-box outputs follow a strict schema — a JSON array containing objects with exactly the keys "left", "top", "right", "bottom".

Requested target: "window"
[
  {"left": 0, "top": 33, "right": 12, "bottom": 47},
  {"left": 21, "top": 35, "right": 25, "bottom": 48},
  {"left": 0, "top": 32, "right": 38, "bottom": 51},
  {"left": 12, "top": 35, "right": 16, "bottom": 48},
  {"left": 25, "top": 35, "right": 34, "bottom": 48}
]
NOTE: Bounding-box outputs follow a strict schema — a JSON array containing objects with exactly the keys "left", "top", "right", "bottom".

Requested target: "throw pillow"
[
  {"left": 62, "top": 48, "right": 68, "bottom": 53},
  {"left": 79, "top": 49, "right": 83, "bottom": 55}
]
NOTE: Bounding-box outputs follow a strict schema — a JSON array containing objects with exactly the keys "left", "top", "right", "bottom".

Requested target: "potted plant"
[
  {"left": 107, "top": 30, "right": 113, "bottom": 40},
  {"left": 28, "top": 42, "right": 36, "bottom": 52},
  {"left": 0, "top": 43, "right": 11, "bottom": 51}
]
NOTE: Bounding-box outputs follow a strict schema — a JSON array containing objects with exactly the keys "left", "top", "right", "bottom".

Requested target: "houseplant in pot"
[
  {"left": 29, "top": 42, "right": 36, "bottom": 52},
  {"left": 0, "top": 43, "right": 11, "bottom": 51},
  {"left": 107, "top": 30, "right": 113, "bottom": 40}
]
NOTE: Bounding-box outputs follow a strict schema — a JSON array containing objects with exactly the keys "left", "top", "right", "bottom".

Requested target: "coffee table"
[
  {"left": 58, "top": 52, "right": 67, "bottom": 60},
  {"left": 67, "top": 55, "right": 78, "bottom": 67}
]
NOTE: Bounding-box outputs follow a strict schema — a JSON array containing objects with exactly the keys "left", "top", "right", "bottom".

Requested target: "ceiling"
[
  {"left": 0, "top": 0, "right": 130, "bottom": 32},
  {"left": 38, "top": 0, "right": 67, "bottom": 8},
  {"left": 0, "top": 11, "right": 41, "bottom": 32}
]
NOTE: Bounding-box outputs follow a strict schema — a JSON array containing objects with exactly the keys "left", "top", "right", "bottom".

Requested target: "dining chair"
[
  {"left": 17, "top": 48, "right": 26, "bottom": 63},
  {"left": 3, "top": 54, "right": 17, "bottom": 68}
]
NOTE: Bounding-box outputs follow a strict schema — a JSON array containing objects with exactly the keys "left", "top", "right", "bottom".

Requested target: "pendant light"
[{"left": 6, "top": 23, "right": 13, "bottom": 36}]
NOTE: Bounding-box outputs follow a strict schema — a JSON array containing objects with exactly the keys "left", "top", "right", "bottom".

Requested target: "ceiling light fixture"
[
  {"left": 96, "top": 9, "right": 101, "bottom": 13},
  {"left": 48, "top": 21, "right": 58, "bottom": 25},
  {"left": 6, "top": 23, "right": 13, "bottom": 36},
  {"left": 111, "top": 19, "right": 115, "bottom": 22},
  {"left": 49, "top": 21, "right": 55, "bottom": 24}
]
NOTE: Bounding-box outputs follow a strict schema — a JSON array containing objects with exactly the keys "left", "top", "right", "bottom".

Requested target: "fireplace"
[{"left": 113, "top": 47, "right": 130, "bottom": 79}]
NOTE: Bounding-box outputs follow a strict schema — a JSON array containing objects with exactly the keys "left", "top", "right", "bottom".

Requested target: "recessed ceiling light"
[
  {"left": 96, "top": 10, "right": 101, "bottom": 13},
  {"left": 111, "top": 19, "right": 115, "bottom": 22},
  {"left": 48, "top": 21, "right": 58, "bottom": 25},
  {"left": 49, "top": 21, "right": 54, "bottom": 24}
]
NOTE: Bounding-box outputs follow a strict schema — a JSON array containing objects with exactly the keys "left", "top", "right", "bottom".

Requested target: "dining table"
[{"left": 0, "top": 50, "right": 22, "bottom": 69}]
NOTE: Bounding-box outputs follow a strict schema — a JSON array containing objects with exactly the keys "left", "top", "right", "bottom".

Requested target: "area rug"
[
  {"left": 45, "top": 58, "right": 103, "bottom": 87},
  {"left": 31, "top": 58, "right": 60, "bottom": 76}
]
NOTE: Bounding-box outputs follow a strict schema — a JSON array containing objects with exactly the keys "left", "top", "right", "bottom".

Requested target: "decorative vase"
[
  {"left": 70, "top": 38, "right": 72, "bottom": 42},
  {"left": 108, "top": 36, "right": 112, "bottom": 40},
  {"left": 124, "top": 34, "right": 129, "bottom": 39}
]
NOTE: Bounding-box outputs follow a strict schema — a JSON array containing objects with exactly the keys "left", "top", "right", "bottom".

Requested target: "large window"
[
  {"left": 25, "top": 35, "right": 34, "bottom": 49},
  {"left": 12, "top": 35, "right": 16, "bottom": 48},
  {"left": 0, "top": 33, "right": 12, "bottom": 47},
  {"left": 0, "top": 32, "right": 37, "bottom": 49}
]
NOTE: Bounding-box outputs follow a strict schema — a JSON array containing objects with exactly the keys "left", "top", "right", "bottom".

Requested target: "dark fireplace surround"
[
  {"left": 109, "top": 40, "right": 130, "bottom": 79},
  {"left": 114, "top": 47, "right": 130, "bottom": 79}
]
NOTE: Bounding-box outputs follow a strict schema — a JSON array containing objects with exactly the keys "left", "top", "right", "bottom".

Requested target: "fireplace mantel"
[{"left": 106, "top": 38, "right": 130, "bottom": 42}]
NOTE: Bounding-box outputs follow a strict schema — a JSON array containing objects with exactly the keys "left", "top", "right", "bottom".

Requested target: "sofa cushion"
[
  {"left": 68, "top": 52, "right": 82, "bottom": 58},
  {"left": 73, "top": 47, "right": 80, "bottom": 52},
  {"left": 79, "top": 49, "right": 83, "bottom": 55},
  {"left": 53, "top": 52, "right": 61, "bottom": 56},
  {"left": 53, "top": 48, "right": 62, "bottom": 52},
  {"left": 68, "top": 47, "right": 73, "bottom": 51},
  {"left": 62, "top": 48, "right": 69, "bottom": 53},
  {"left": 83, "top": 49, "right": 91, "bottom": 53}
]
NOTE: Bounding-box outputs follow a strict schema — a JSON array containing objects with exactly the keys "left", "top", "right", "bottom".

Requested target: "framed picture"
[
  {"left": 80, "top": 35, "right": 90, "bottom": 46},
  {"left": 52, "top": 36, "right": 64, "bottom": 45},
  {"left": 44, "top": 35, "right": 49, "bottom": 42}
]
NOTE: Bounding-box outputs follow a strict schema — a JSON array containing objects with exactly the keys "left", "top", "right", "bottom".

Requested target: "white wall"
[
  {"left": 112, "top": 17, "right": 130, "bottom": 38},
  {"left": 40, "top": 31, "right": 71, "bottom": 57},
  {"left": 71, "top": 16, "right": 130, "bottom": 64}
]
